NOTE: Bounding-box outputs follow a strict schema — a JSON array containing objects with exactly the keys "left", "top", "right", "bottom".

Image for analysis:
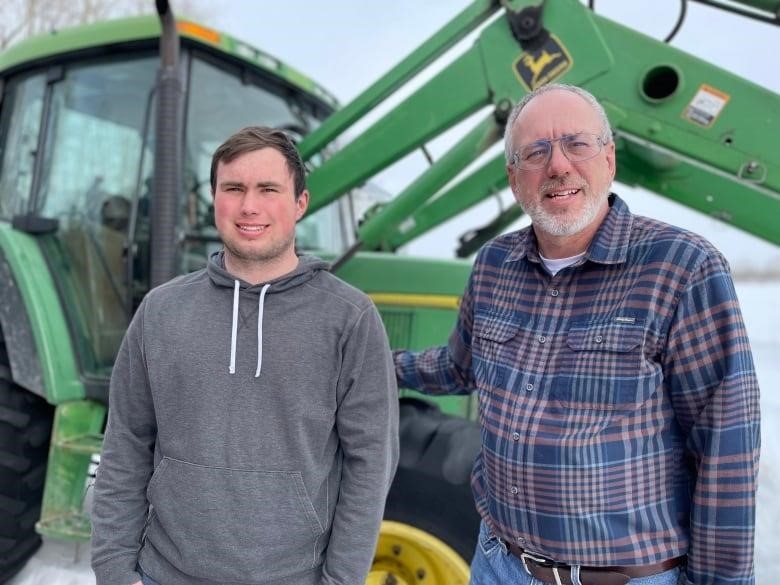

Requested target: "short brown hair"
[{"left": 210, "top": 126, "right": 306, "bottom": 197}]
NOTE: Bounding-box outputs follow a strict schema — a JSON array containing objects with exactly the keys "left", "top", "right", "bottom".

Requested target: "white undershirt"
[{"left": 539, "top": 251, "right": 586, "bottom": 276}]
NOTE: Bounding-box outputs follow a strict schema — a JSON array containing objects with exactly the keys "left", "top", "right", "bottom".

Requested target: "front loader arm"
[{"left": 303, "top": 0, "right": 779, "bottom": 257}]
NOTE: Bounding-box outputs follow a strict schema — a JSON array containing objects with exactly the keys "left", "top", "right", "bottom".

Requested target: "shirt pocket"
[
  {"left": 472, "top": 311, "right": 523, "bottom": 391},
  {"left": 552, "top": 321, "right": 647, "bottom": 411}
]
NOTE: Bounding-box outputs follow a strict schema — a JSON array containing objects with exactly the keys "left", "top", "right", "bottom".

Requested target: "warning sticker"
[{"left": 683, "top": 84, "right": 730, "bottom": 127}]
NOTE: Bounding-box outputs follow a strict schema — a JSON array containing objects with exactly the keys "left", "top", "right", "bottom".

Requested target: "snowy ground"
[{"left": 9, "top": 278, "right": 779, "bottom": 585}]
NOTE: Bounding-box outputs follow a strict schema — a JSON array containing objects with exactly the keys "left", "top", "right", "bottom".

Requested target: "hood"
[
  {"left": 206, "top": 251, "right": 331, "bottom": 377},
  {"left": 206, "top": 250, "right": 330, "bottom": 294}
]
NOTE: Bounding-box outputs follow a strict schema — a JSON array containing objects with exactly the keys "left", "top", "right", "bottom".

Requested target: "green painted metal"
[
  {"left": 332, "top": 253, "right": 474, "bottom": 418},
  {"left": 37, "top": 400, "right": 106, "bottom": 541},
  {"left": 0, "top": 14, "right": 337, "bottom": 110},
  {"left": 305, "top": 0, "right": 779, "bottom": 247},
  {"left": 387, "top": 155, "right": 511, "bottom": 251},
  {"left": 0, "top": 227, "right": 99, "bottom": 540},
  {"left": 332, "top": 252, "right": 471, "bottom": 297},
  {"left": 306, "top": 46, "right": 491, "bottom": 215},
  {"left": 358, "top": 113, "right": 506, "bottom": 250},
  {"left": 736, "top": 0, "right": 780, "bottom": 10},
  {"left": 298, "top": 0, "right": 499, "bottom": 159},
  {"left": 0, "top": 226, "right": 84, "bottom": 403},
  {"left": 694, "top": 0, "right": 780, "bottom": 17}
]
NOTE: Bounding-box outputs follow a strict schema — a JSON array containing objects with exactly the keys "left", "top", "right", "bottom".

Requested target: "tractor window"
[
  {"left": 181, "top": 54, "right": 349, "bottom": 271},
  {"left": 34, "top": 55, "right": 158, "bottom": 374},
  {"left": 37, "top": 58, "right": 156, "bottom": 221},
  {"left": 0, "top": 73, "right": 46, "bottom": 219}
]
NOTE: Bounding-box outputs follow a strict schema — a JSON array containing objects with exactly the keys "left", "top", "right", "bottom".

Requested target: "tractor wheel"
[
  {"left": 0, "top": 338, "right": 54, "bottom": 584},
  {"left": 372, "top": 397, "right": 482, "bottom": 584},
  {"left": 370, "top": 520, "right": 470, "bottom": 585}
]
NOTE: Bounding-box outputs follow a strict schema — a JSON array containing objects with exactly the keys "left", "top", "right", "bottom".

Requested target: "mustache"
[{"left": 538, "top": 177, "right": 586, "bottom": 193}]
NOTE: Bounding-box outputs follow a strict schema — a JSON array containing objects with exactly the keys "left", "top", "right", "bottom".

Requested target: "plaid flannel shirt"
[{"left": 395, "top": 195, "right": 760, "bottom": 585}]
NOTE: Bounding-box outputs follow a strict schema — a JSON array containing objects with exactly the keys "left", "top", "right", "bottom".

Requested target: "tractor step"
[
  {"left": 37, "top": 401, "right": 106, "bottom": 544},
  {"left": 54, "top": 432, "right": 105, "bottom": 454},
  {"left": 36, "top": 511, "right": 91, "bottom": 540}
]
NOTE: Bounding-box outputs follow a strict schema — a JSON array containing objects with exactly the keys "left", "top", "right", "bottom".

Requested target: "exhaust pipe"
[{"left": 150, "top": 0, "right": 184, "bottom": 287}]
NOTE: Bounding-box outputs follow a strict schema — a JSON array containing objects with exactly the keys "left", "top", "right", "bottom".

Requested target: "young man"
[
  {"left": 394, "top": 84, "right": 760, "bottom": 585},
  {"left": 91, "top": 126, "right": 399, "bottom": 585}
]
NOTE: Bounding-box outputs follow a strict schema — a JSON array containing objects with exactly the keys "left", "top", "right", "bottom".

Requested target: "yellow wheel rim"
[{"left": 367, "top": 520, "right": 470, "bottom": 585}]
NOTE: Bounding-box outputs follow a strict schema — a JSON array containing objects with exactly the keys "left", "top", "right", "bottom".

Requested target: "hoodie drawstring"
[
  {"left": 229, "top": 280, "right": 240, "bottom": 374},
  {"left": 255, "top": 284, "right": 270, "bottom": 377},
  {"left": 228, "top": 280, "right": 271, "bottom": 377}
]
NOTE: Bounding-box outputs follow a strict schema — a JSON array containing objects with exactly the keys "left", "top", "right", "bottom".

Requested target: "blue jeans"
[
  {"left": 469, "top": 521, "right": 683, "bottom": 585},
  {"left": 138, "top": 565, "right": 161, "bottom": 585}
]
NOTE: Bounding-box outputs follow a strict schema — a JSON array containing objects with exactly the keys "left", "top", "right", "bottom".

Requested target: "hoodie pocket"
[{"left": 145, "top": 456, "right": 324, "bottom": 582}]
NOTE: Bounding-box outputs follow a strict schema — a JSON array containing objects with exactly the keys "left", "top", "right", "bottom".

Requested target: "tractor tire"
[
  {"left": 383, "top": 397, "right": 482, "bottom": 562},
  {"left": 0, "top": 337, "right": 54, "bottom": 584},
  {"left": 384, "top": 466, "right": 480, "bottom": 562}
]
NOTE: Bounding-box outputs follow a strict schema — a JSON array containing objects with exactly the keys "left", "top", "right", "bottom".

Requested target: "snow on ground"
[{"left": 8, "top": 278, "right": 779, "bottom": 585}]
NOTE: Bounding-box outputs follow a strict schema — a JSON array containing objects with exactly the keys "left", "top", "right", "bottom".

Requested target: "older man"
[{"left": 394, "top": 84, "right": 760, "bottom": 585}]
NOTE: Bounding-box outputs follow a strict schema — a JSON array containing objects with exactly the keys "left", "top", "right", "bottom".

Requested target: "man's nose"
[
  {"left": 239, "top": 192, "right": 263, "bottom": 214},
  {"left": 546, "top": 141, "right": 572, "bottom": 176}
]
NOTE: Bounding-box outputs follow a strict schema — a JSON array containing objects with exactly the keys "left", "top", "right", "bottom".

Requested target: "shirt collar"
[
  {"left": 586, "top": 194, "right": 632, "bottom": 265},
  {"left": 504, "top": 193, "right": 633, "bottom": 266}
]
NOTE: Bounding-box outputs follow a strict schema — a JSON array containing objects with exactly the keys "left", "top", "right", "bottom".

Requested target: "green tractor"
[{"left": 0, "top": 1, "right": 777, "bottom": 583}]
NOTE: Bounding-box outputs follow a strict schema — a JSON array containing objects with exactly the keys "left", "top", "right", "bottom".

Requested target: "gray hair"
[{"left": 503, "top": 83, "right": 612, "bottom": 163}]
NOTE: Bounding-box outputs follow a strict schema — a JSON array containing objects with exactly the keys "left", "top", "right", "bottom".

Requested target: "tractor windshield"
[
  {"left": 181, "top": 52, "right": 350, "bottom": 271},
  {"left": 0, "top": 44, "right": 343, "bottom": 378}
]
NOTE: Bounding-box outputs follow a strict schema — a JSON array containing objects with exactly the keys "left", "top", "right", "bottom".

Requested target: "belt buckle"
[{"left": 520, "top": 551, "right": 567, "bottom": 585}]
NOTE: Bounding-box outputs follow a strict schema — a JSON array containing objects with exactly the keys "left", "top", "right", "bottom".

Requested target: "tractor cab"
[{"left": 0, "top": 20, "right": 349, "bottom": 380}]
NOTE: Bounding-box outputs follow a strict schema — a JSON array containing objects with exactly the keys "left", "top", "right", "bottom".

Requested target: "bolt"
[
  {"left": 416, "top": 568, "right": 427, "bottom": 580},
  {"left": 494, "top": 98, "right": 512, "bottom": 125},
  {"left": 746, "top": 161, "right": 759, "bottom": 173},
  {"left": 392, "top": 545, "right": 402, "bottom": 556}
]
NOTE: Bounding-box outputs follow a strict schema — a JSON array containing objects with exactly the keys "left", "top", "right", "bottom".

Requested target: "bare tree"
[{"left": 1, "top": 0, "right": 209, "bottom": 49}]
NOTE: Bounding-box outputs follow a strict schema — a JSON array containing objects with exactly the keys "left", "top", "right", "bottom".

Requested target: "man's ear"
[
  {"left": 295, "top": 190, "right": 310, "bottom": 220},
  {"left": 605, "top": 141, "right": 616, "bottom": 180},
  {"left": 506, "top": 165, "right": 521, "bottom": 203}
]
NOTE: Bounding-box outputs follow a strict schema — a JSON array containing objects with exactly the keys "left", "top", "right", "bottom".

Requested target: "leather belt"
[{"left": 506, "top": 544, "right": 683, "bottom": 585}]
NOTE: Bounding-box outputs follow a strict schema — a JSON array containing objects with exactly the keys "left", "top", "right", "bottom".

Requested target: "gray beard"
[{"left": 523, "top": 187, "right": 608, "bottom": 237}]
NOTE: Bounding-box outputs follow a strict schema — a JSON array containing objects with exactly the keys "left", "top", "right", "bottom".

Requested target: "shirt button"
[
  {"left": 525, "top": 383, "right": 534, "bottom": 392},
  {"left": 510, "top": 486, "right": 519, "bottom": 494},
  {"left": 538, "top": 335, "right": 546, "bottom": 343},
  {"left": 595, "top": 335, "right": 603, "bottom": 343},
  {"left": 551, "top": 289, "right": 559, "bottom": 297},
  {"left": 512, "top": 432, "right": 521, "bottom": 441},
  {"left": 517, "top": 537, "right": 526, "bottom": 545}
]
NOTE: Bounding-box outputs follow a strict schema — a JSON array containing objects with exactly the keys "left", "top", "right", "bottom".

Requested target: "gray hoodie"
[{"left": 91, "top": 253, "right": 399, "bottom": 585}]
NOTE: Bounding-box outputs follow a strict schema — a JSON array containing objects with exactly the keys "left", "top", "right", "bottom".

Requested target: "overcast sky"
[{"left": 197, "top": 0, "right": 779, "bottom": 270}]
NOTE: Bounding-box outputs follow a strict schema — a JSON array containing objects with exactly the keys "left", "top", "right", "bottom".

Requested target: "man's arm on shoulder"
[
  {"left": 665, "top": 252, "right": 760, "bottom": 585},
  {"left": 321, "top": 303, "right": 399, "bottom": 585}
]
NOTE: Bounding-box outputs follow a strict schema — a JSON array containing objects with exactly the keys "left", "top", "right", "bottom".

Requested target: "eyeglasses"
[{"left": 511, "top": 132, "right": 608, "bottom": 170}]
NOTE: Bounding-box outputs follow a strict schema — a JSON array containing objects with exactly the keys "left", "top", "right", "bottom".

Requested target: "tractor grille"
[{"left": 378, "top": 308, "right": 414, "bottom": 348}]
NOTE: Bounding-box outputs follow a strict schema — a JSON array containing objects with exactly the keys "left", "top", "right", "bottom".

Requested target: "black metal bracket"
[
  {"left": 505, "top": 0, "right": 550, "bottom": 50},
  {"left": 11, "top": 214, "right": 59, "bottom": 235}
]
